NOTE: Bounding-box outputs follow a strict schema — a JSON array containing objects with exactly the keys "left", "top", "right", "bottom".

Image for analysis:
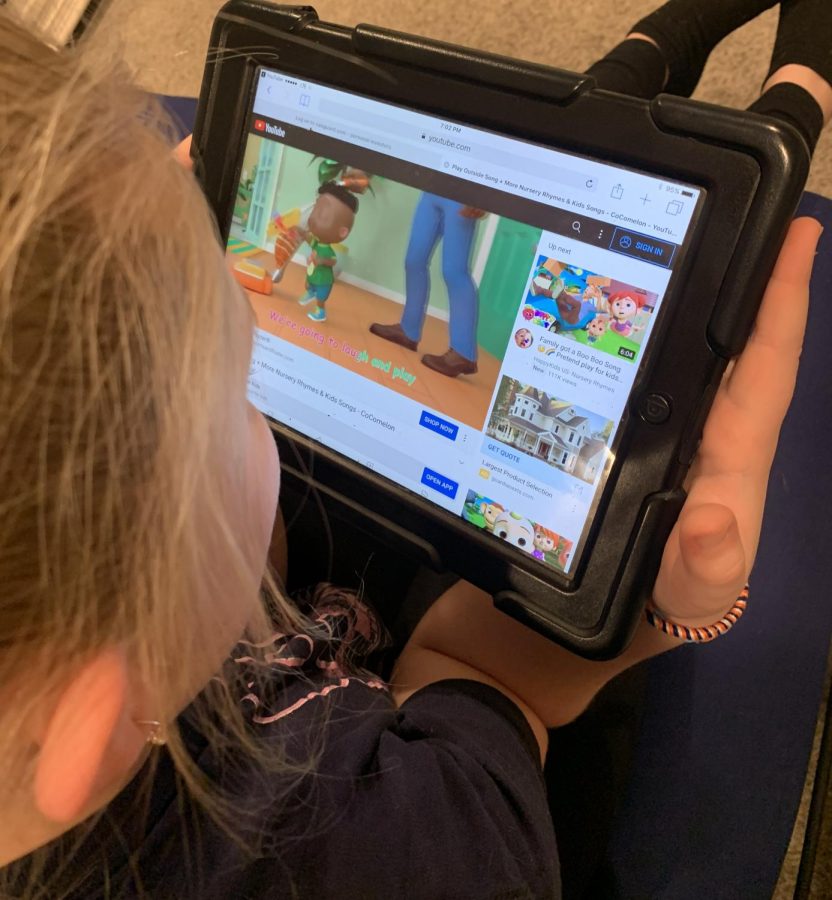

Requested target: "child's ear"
[
  {"left": 338, "top": 225, "right": 350, "bottom": 241},
  {"left": 34, "top": 648, "right": 147, "bottom": 824}
]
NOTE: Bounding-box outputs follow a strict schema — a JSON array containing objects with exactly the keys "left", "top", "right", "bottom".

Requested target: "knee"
[
  {"left": 405, "top": 246, "right": 429, "bottom": 273},
  {"left": 442, "top": 264, "right": 473, "bottom": 294}
]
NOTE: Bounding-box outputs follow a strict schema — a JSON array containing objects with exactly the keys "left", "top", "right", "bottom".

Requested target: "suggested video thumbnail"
[
  {"left": 486, "top": 376, "right": 613, "bottom": 485},
  {"left": 461, "top": 489, "right": 574, "bottom": 572},
  {"left": 522, "top": 256, "right": 658, "bottom": 364},
  {"left": 226, "top": 133, "right": 543, "bottom": 430}
]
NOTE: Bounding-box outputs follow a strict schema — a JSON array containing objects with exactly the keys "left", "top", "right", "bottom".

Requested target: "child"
[
  {"left": 607, "top": 290, "right": 646, "bottom": 338},
  {"left": 0, "top": 3, "right": 829, "bottom": 898},
  {"left": 532, "top": 525, "right": 559, "bottom": 561},
  {"left": 296, "top": 181, "right": 357, "bottom": 323}
]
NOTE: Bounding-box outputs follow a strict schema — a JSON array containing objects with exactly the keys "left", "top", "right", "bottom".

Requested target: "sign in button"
[
  {"left": 419, "top": 410, "right": 459, "bottom": 441},
  {"left": 609, "top": 228, "right": 676, "bottom": 268},
  {"left": 421, "top": 467, "right": 459, "bottom": 499}
]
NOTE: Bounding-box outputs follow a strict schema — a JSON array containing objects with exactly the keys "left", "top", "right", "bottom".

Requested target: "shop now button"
[
  {"left": 421, "top": 467, "right": 459, "bottom": 499},
  {"left": 419, "top": 410, "right": 459, "bottom": 441}
]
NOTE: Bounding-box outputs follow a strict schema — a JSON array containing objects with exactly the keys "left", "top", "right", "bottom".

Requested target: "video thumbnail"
[
  {"left": 485, "top": 376, "right": 613, "bottom": 485},
  {"left": 461, "top": 489, "right": 574, "bottom": 572},
  {"left": 521, "top": 256, "right": 659, "bottom": 364}
]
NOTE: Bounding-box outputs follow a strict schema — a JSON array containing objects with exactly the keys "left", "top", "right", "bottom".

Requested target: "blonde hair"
[{"left": 0, "top": 13, "right": 308, "bottom": 896}]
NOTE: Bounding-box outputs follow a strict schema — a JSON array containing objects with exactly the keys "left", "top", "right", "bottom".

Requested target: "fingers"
[
  {"left": 653, "top": 503, "right": 747, "bottom": 625},
  {"left": 654, "top": 218, "right": 820, "bottom": 626},
  {"left": 726, "top": 217, "right": 822, "bottom": 416},
  {"left": 173, "top": 135, "right": 193, "bottom": 171}
]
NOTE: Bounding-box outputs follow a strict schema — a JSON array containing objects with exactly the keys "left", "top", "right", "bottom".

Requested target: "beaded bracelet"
[{"left": 645, "top": 584, "right": 749, "bottom": 643}]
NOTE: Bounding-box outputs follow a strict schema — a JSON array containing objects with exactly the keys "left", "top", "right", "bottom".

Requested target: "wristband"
[{"left": 645, "top": 585, "right": 749, "bottom": 643}]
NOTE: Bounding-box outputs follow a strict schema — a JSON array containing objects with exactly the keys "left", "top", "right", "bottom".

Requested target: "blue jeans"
[{"left": 400, "top": 193, "right": 479, "bottom": 361}]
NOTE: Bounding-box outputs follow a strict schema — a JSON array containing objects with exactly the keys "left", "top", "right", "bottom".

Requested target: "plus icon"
[{"left": 640, "top": 193, "right": 651, "bottom": 205}]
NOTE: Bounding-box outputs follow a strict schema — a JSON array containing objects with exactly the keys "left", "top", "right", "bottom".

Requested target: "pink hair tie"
[{"left": 645, "top": 585, "right": 749, "bottom": 643}]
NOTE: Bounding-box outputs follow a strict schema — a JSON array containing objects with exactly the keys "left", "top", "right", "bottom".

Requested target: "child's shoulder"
[
  {"left": 55, "top": 586, "right": 561, "bottom": 898},
  {"left": 207, "top": 585, "right": 559, "bottom": 895},
  {"left": 234, "top": 583, "right": 390, "bottom": 729}
]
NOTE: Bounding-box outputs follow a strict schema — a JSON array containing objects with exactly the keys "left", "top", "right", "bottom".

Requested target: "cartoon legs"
[
  {"left": 370, "top": 192, "right": 480, "bottom": 377},
  {"left": 299, "top": 282, "right": 332, "bottom": 322}
]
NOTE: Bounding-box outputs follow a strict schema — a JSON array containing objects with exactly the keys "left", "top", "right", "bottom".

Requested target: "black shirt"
[{"left": 28, "top": 590, "right": 560, "bottom": 899}]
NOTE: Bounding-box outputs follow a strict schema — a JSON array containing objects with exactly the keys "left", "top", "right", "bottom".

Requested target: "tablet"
[{"left": 193, "top": 2, "right": 809, "bottom": 657}]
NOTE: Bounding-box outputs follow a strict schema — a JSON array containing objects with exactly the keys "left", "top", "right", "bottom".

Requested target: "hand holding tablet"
[{"left": 653, "top": 216, "right": 821, "bottom": 627}]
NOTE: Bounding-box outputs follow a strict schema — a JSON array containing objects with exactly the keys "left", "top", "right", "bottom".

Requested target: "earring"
[{"left": 135, "top": 719, "right": 167, "bottom": 747}]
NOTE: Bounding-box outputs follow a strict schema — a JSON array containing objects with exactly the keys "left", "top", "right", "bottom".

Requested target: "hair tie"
[{"left": 645, "top": 585, "right": 749, "bottom": 643}]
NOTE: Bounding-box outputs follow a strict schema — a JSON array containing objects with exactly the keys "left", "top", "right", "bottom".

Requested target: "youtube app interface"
[{"left": 230, "top": 67, "right": 704, "bottom": 577}]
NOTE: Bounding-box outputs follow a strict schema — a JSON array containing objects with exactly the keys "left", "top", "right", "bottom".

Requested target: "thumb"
[{"left": 653, "top": 503, "right": 747, "bottom": 626}]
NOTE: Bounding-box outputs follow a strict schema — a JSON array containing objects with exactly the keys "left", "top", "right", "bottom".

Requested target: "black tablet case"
[{"left": 192, "top": 2, "right": 810, "bottom": 657}]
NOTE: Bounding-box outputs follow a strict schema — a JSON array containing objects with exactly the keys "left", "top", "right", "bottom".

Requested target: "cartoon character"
[
  {"left": 585, "top": 315, "right": 609, "bottom": 344},
  {"left": 290, "top": 182, "right": 357, "bottom": 323},
  {"left": 479, "top": 500, "right": 505, "bottom": 533},
  {"left": 369, "top": 194, "right": 487, "bottom": 378},
  {"left": 514, "top": 328, "right": 534, "bottom": 349},
  {"left": 532, "top": 525, "right": 558, "bottom": 561},
  {"left": 493, "top": 510, "right": 534, "bottom": 551},
  {"left": 608, "top": 290, "right": 646, "bottom": 338}
]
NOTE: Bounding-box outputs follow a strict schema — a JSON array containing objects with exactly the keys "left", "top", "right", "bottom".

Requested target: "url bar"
[
  {"left": 317, "top": 98, "right": 598, "bottom": 193},
  {"left": 421, "top": 133, "right": 597, "bottom": 191},
  {"left": 293, "top": 109, "right": 446, "bottom": 170}
]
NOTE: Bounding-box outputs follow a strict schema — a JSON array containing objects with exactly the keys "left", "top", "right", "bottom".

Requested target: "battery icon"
[{"left": 681, "top": 190, "right": 695, "bottom": 197}]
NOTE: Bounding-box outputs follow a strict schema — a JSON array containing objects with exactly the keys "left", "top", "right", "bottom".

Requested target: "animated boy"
[
  {"left": 493, "top": 510, "right": 535, "bottom": 551},
  {"left": 296, "top": 182, "right": 358, "bottom": 323},
  {"left": 585, "top": 315, "right": 609, "bottom": 343}
]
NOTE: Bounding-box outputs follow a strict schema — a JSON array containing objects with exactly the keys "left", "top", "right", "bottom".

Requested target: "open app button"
[{"left": 421, "top": 467, "right": 459, "bottom": 499}]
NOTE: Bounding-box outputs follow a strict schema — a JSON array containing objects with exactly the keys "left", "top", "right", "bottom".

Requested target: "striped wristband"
[{"left": 645, "top": 585, "right": 749, "bottom": 643}]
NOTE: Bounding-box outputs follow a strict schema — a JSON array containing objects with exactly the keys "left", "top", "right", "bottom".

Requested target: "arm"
[
  {"left": 392, "top": 218, "right": 822, "bottom": 760},
  {"left": 311, "top": 254, "right": 337, "bottom": 268}
]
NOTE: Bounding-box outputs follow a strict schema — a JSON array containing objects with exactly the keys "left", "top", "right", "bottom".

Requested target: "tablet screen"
[{"left": 230, "top": 66, "right": 704, "bottom": 577}]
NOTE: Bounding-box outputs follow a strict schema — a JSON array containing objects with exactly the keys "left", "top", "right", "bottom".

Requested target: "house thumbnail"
[{"left": 490, "top": 387, "right": 607, "bottom": 483}]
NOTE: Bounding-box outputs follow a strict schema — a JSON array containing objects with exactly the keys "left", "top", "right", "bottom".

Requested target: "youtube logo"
[{"left": 252, "top": 119, "right": 287, "bottom": 138}]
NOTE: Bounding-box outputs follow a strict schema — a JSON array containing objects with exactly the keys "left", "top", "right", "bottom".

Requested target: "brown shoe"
[
  {"left": 369, "top": 322, "right": 418, "bottom": 351},
  {"left": 421, "top": 348, "right": 478, "bottom": 378}
]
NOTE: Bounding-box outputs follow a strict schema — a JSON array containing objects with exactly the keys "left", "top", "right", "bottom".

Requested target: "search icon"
[{"left": 572, "top": 221, "right": 581, "bottom": 234}]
